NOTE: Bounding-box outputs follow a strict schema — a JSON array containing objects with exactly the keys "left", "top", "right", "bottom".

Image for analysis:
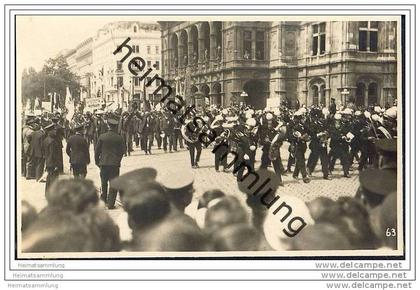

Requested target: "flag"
[
  {"left": 65, "top": 87, "right": 74, "bottom": 121},
  {"left": 143, "top": 79, "right": 151, "bottom": 112}
]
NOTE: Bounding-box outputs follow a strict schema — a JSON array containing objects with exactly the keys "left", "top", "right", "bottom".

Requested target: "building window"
[
  {"left": 134, "top": 77, "right": 140, "bottom": 87},
  {"left": 312, "top": 23, "right": 326, "bottom": 56},
  {"left": 116, "top": 61, "right": 122, "bottom": 70},
  {"left": 147, "top": 60, "right": 152, "bottom": 68},
  {"left": 243, "top": 31, "right": 252, "bottom": 59},
  {"left": 359, "top": 21, "right": 378, "bottom": 52},
  {"left": 133, "top": 26, "right": 137, "bottom": 33},
  {"left": 111, "top": 77, "right": 114, "bottom": 87},
  {"left": 256, "top": 31, "right": 265, "bottom": 60},
  {"left": 132, "top": 45, "right": 139, "bottom": 53},
  {"left": 155, "top": 46, "right": 159, "bottom": 54},
  {"left": 117, "top": 76, "right": 123, "bottom": 87},
  {"left": 155, "top": 61, "right": 160, "bottom": 70},
  {"left": 147, "top": 77, "right": 152, "bottom": 84},
  {"left": 147, "top": 46, "right": 151, "bottom": 54},
  {"left": 312, "top": 86, "right": 319, "bottom": 106}
]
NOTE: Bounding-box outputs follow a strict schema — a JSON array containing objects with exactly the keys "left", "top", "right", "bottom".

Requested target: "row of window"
[
  {"left": 106, "top": 76, "right": 161, "bottom": 88},
  {"left": 117, "top": 45, "right": 159, "bottom": 54},
  {"left": 312, "top": 21, "right": 379, "bottom": 55},
  {"left": 117, "top": 60, "right": 160, "bottom": 71}
]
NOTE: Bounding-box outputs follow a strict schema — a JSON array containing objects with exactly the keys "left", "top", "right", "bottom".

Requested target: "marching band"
[{"left": 22, "top": 101, "right": 398, "bottom": 189}]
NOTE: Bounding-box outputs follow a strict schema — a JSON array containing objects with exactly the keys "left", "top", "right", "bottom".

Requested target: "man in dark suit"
[
  {"left": 66, "top": 124, "right": 90, "bottom": 178},
  {"left": 30, "top": 121, "right": 46, "bottom": 181},
  {"left": 95, "top": 117, "right": 126, "bottom": 209},
  {"left": 43, "top": 123, "right": 62, "bottom": 194}
]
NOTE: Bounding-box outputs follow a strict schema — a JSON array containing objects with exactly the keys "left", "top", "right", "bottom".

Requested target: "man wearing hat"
[
  {"left": 356, "top": 168, "right": 397, "bottom": 210},
  {"left": 375, "top": 139, "right": 397, "bottom": 171},
  {"left": 66, "top": 123, "right": 90, "bottom": 178},
  {"left": 22, "top": 116, "right": 35, "bottom": 178},
  {"left": 95, "top": 117, "right": 126, "bottom": 209},
  {"left": 51, "top": 113, "right": 65, "bottom": 174},
  {"left": 43, "top": 123, "right": 62, "bottom": 194}
]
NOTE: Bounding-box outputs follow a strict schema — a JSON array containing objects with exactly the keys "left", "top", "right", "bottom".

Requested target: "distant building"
[
  {"left": 64, "top": 21, "right": 161, "bottom": 109},
  {"left": 160, "top": 21, "right": 398, "bottom": 109},
  {"left": 91, "top": 21, "right": 161, "bottom": 109}
]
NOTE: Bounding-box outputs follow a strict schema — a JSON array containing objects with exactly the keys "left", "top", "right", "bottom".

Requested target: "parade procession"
[{"left": 18, "top": 19, "right": 401, "bottom": 255}]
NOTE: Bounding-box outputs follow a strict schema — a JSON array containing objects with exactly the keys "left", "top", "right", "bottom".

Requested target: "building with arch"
[{"left": 160, "top": 21, "right": 398, "bottom": 109}]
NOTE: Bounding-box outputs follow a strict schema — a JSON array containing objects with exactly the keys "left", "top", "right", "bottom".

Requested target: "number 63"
[{"left": 386, "top": 228, "right": 396, "bottom": 237}]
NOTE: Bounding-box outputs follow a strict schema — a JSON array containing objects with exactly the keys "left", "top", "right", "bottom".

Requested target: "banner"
[{"left": 85, "top": 97, "right": 103, "bottom": 111}]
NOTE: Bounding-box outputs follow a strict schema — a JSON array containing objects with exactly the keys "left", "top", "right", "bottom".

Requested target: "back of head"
[
  {"left": 22, "top": 208, "right": 94, "bottom": 252},
  {"left": 131, "top": 214, "right": 207, "bottom": 251},
  {"left": 198, "top": 189, "right": 226, "bottom": 209},
  {"left": 211, "top": 223, "right": 261, "bottom": 251},
  {"left": 80, "top": 207, "right": 121, "bottom": 252},
  {"left": 123, "top": 182, "right": 171, "bottom": 230},
  {"left": 307, "top": 197, "right": 336, "bottom": 222},
  {"left": 318, "top": 197, "right": 380, "bottom": 249},
  {"left": 46, "top": 178, "right": 98, "bottom": 213},
  {"left": 204, "top": 196, "right": 249, "bottom": 234},
  {"left": 290, "top": 223, "right": 353, "bottom": 251},
  {"left": 21, "top": 200, "right": 38, "bottom": 232}
]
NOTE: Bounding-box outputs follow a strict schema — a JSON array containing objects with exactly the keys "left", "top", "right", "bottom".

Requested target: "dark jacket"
[
  {"left": 30, "top": 129, "right": 46, "bottom": 158},
  {"left": 43, "top": 135, "right": 62, "bottom": 168},
  {"left": 94, "top": 130, "right": 125, "bottom": 167},
  {"left": 66, "top": 133, "right": 90, "bottom": 165}
]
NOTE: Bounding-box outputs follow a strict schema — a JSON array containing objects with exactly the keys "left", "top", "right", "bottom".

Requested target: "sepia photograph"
[{"left": 15, "top": 14, "right": 403, "bottom": 258}]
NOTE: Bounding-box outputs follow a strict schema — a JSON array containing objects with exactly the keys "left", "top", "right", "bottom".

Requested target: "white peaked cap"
[
  {"left": 371, "top": 114, "right": 380, "bottom": 122},
  {"left": 246, "top": 118, "right": 257, "bottom": 127},
  {"left": 384, "top": 107, "right": 397, "bottom": 119},
  {"left": 215, "top": 114, "right": 224, "bottom": 122},
  {"left": 374, "top": 106, "right": 382, "bottom": 113},
  {"left": 342, "top": 108, "right": 353, "bottom": 115},
  {"left": 334, "top": 113, "right": 342, "bottom": 120},
  {"left": 355, "top": 110, "right": 362, "bottom": 116},
  {"left": 222, "top": 109, "right": 228, "bottom": 115},
  {"left": 245, "top": 112, "right": 253, "bottom": 119},
  {"left": 294, "top": 110, "right": 303, "bottom": 116},
  {"left": 266, "top": 113, "right": 274, "bottom": 120},
  {"left": 364, "top": 111, "right": 371, "bottom": 119}
]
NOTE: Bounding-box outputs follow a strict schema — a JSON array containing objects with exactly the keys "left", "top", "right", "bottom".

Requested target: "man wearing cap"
[
  {"left": 289, "top": 110, "right": 311, "bottom": 183},
  {"left": 306, "top": 108, "right": 331, "bottom": 180},
  {"left": 95, "top": 117, "right": 126, "bottom": 209},
  {"left": 161, "top": 173, "right": 195, "bottom": 213},
  {"left": 66, "top": 124, "right": 90, "bottom": 178},
  {"left": 30, "top": 120, "right": 46, "bottom": 181},
  {"left": 43, "top": 123, "right": 62, "bottom": 194},
  {"left": 22, "top": 117, "right": 35, "bottom": 179},
  {"left": 356, "top": 168, "right": 396, "bottom": 210}
]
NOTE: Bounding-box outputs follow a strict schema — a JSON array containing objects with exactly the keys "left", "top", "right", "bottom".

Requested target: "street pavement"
[{"left": 19, "top": 141, "right": 360, "bottom": 241}]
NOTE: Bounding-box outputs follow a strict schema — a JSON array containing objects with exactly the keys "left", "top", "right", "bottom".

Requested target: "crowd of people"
[{"left": 20, "top": 98, "right": 399, "bottom": 252}]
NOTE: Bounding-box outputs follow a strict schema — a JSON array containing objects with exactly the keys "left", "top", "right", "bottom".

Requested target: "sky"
[{"left": 16, "top": 16, "right": 156, "bottom": 75}]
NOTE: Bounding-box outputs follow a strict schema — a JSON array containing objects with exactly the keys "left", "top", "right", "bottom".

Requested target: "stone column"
[{"left": 210, "top": 24, "right": 216, "bottom": 61}]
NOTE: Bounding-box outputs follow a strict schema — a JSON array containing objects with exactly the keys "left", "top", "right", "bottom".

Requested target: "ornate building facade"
[
  {"left": 160, "top": 21, "right": 398, "bottom": 109},
  {"left": 64, "top": 21, "right": 161, "bottom": 109}
]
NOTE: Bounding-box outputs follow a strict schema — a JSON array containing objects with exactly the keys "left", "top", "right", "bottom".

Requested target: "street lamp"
[
  {"left": 240, "top": 91, "right": 248, "bottom": 105},
  {"left": 341, "top": 88, "right": 350, "bottom": 105}
]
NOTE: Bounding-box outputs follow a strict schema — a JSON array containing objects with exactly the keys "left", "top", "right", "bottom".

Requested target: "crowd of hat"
[{"left": 22, "top": 136, "right": 398, "bottom": 252}]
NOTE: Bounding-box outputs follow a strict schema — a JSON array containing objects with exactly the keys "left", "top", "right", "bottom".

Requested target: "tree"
[
  {"left": 21, "top": 56, "right": 80, "bottom": 109},
  {"left": 42, "top": 56, "right": 80, "bottom": 105}
]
